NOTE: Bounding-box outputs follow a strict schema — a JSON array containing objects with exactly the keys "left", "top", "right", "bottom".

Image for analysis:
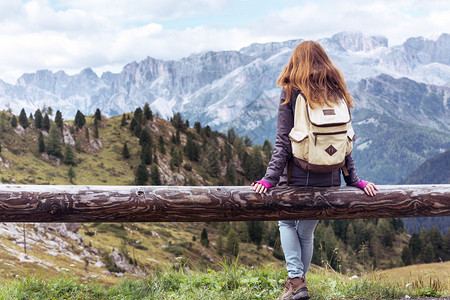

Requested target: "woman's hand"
[
  {"left": 364, "top": 182, "right": 378, "bottom": 197},
  {"left": 251, "top": 182, "right": 268, "bottom": 194}
]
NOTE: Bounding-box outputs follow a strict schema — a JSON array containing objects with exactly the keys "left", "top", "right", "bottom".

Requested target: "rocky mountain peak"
[
  {"left": 403, "top": 33, "right": 450, "bottom": 65},
  {"left": 331, "top": 32, "right": 388, "bottom": 52},
  {"left": 79, "top": 68, "right": 99, "bottom": 80},
  {"left": 17, "top": 69, "right": 57, "bottom": 92}
]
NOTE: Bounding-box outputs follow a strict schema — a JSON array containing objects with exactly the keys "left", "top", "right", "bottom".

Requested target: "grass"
[
  {"left": 380, "top": 261, "right": 450, "bottom": 286},
  {"left": 0, "top": 260, "right": 448, "bottom": 300}
]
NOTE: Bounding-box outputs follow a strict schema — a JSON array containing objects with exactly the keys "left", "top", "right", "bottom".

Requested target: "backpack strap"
[
  {"left": 287, "top": 159, "right": 292, "bottom": 185},
  {"left": 341, "top": 164, "right": 349, "bottom": 177}
]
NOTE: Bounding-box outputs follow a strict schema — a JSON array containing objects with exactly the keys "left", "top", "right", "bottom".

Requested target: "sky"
[{"left": 0, "top": 0, "right": 449, "bottom": 83}]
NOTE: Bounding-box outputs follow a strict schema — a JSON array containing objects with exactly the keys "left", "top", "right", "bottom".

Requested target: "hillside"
[
  {"left": 0, "top": 106, "right": 446, "bottom": 285},
  {"left": 399, "top": 149, "right": 450, "bottom": 234},
  {"left": 0, "top": 108, "right": 267, "bottom": 187},
  {"left": 401, "top": 148, "right": 450, "bottom": 185},
  {"left": 0, "top": 106, "right": 282, "bottom": 285}
]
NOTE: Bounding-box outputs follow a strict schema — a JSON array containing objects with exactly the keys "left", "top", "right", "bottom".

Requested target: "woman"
[{"left": 252, "top": 41, "right": 377, "bottom": 300}]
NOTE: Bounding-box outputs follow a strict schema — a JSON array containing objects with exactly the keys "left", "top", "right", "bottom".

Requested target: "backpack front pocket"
[
  {"left": 289, "top": 128, "right": 309, "bottom": 161},
  {"left": 308, "top": 130, "right": 348, "bottom": 167}
]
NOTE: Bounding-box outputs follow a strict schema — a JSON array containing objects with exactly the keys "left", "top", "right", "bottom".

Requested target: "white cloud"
[
  {"left": 249, "top": 0, "right": 450, "bottom": 46},
  {"left": 53, "top": 0, "right": 229, "bottom": 24},
  {"left": 0, "top": 0, "right": 448, "bottom": 83}
]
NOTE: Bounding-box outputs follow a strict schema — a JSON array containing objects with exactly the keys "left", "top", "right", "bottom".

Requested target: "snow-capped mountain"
[{"left": 0, "top": 32, "right": 449, "bottom": 139}]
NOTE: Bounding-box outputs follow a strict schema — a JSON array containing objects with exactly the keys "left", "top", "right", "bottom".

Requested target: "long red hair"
[{"left": 277, "top": 41, "right": 353, "bottom": 108}]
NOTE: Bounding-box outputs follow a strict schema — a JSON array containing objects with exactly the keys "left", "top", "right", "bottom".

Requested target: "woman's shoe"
[{"left": 276, "top": 276, "right": 310, "bottom": 300}]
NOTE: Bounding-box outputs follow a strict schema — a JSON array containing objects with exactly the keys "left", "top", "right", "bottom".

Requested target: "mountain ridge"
[{"left": 1, "top": 32, "right": 449, "bottom": 122}]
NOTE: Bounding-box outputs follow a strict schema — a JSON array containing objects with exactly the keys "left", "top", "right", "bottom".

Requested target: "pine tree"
[
  {"left": 262, "top": 139, "right": 273, "bottom": 162},
  {"left": 175, "top": 129, "right": 181, "bottom": 145},
  {"left": 74, "top": 110, "right": 86, "bottom": 129},
  {"left": 332, "top": 219, "right": 349, "bottom": 240},
  {"left": 244, "top": 147, "right": 265, "bottom": 180},
  {"left": 67, "top": 166, "right": 76, "bottom": 183},
  {"left": 444, "top": 231, "right": 450, "bottom": 261},
  {"left": 63, "top": 144, "right": 76, "bottom": 166},
  {"left": 143, "top": 102, "right": 153, "bottom": 121},
  {"left": 171, "top": 112, "right": 184, "bottom": 131},
  {"left": 426, "top": 226, "right": 445, "bottom": 261},
  {"left": 216, "top": 235, "right": 224, "bottom": 256},
  {"left": 409, "top": 232, "right": 422, "bottom": 263},
  {"left": 135, "top": 163, "right": 148, "bottom": 185},
  {"left": 421, "top": 243, "right": 434, "bottom": 263},
  {"left": 346, "top": 223, "right": 356, "bottom": 248},
  {"left": 0, "top": 113, "right": 7, "bottom": 132},
  {"left": 227, "top": 128, "right": 236, "bottom": 144},
  {"left": 121, "top": 114, "right": 127, "bottom": 127},
  {"left": 401, "top": 246, "right": 413, "bottom": 266},
  {"left": 133, "top": 123, "right": 142, "bottom": 137},
  {"left": 38, "top": 132, "right": 45, "bottom": 153},
  {"left": 46, "top": 123, "right": 63, "bottom": 158},
  {"left": 93, "top": 121, "right": 99, "bottom": 139},
  {"left": 200, "top": 228, "right": 209, "bottom": 248},
  {"left": 140, "top": 144, "right": 152, "bottom": 165},
  {"left": 129, "top": 117, "right": 138, "bottom": 133},
  {"left": 43, "top": 114, "right": 50, "bottom": 131},
  {"left": 19, "top": 108, "right": 29, "bottom": 129},
  {"left": 133, "top": 107, "right": 143, "bottom": 125},
  {"left": 139, "top": 127, "right": 152, "bottom": 147},
  {"left": 224, "top": 143, "right": 233, "bottom": 163},
  {"left": 122, "top": 142, "right": 130, "bottom": 159},
  {"left": 194, "top": 121, "right": 201, "bottom": 134},
  {"left": 233, "top": 137, "right": 245, "bottom": 160},
  {"left": 247, "top": 221, "right": 264, "bottom": 247},
  {"left": 184, "top": 135, "right": 200, "bottom": 161},
  {"left": 10, "top": 115, "right": 17, "bottom": 128},
  {"left": 225, "top": 228, "right": 239, "bottom": 256},
  {"left": 150, "top": 165, "right": 161, "bottom": 185},
  {"left": 170, "top": 148, "right": 183, "bottom": 168},
  {"left": 158, "top": 135, "right": 166, "bottom": 154},
  {"left": 205, "top": 125, "right": 211, "bottom": 137},
  {"left": 55, "top": 110, "right": 63, "bottom": 129},
  {"left": 377, "top": 219, "right": 394, "bottom": 247},
  {"left": 34, "top": 109, "right": 43, "bottom": 129},
  {"left": 390, "top": 218, "right": 404, "bottom": 233},
  {"left": 94, "top": 108, "right": 102, "bottom": 121},
  {"left": 225, "top": 163, "right": 236, "bottom": 185},
  {"left": 206, "top": 146, "right": 220, "bottom": 178},
  {"left": 244, "top": 135, "right": 252, "bottom": 147}
]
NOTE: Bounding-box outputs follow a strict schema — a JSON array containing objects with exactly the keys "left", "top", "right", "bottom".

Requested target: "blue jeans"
[{"left": 278, "top": 220, "right": 319, "bottom": 278}]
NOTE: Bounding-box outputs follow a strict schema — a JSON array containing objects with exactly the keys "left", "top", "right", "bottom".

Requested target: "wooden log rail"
[{"left": 0, "top": 184, "right": 448, "bottom": 223}]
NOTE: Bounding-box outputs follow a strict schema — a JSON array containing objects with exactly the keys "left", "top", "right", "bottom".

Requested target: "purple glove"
[
  {"left": 355, "top": 180, "right": 368, "bottom": 190},
  {"left": 254, "top": 180, "right": 274, "bottom": 189}
]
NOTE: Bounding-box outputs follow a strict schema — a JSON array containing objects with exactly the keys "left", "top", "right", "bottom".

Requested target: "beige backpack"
[{"left": 288, "top": 94, "right": 355, "bottom": 174}]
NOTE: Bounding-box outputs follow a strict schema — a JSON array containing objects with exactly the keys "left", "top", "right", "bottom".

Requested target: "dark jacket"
[{"left": 262, "top": 88, "right": 360, "bottom": 187}]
